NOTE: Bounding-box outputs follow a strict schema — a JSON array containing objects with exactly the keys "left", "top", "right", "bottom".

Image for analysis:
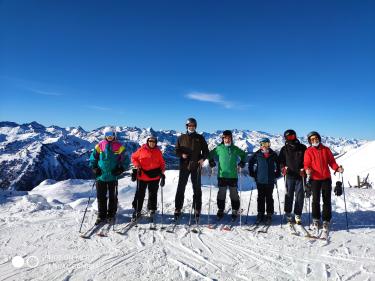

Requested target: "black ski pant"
[
  {"left": 311, "top": 179, "right": 332, "bottom": 222},
  {"left": 257, "top": 183, "right": 274, "bottom": 216},
  {"left": 96, "top": 180, "right": 118, "bottom": 219},
  {"left": 175, "top": 167, "right": 202, "bottom": 212},
  {"left": 217, "top": 178, "right": 240, "bottom": 211},
  {"left": 132, "top": 179, "right": 159, "bottom": 213},
  {"left": 284, "top": 176, "right": 304, "bottom": 216}
]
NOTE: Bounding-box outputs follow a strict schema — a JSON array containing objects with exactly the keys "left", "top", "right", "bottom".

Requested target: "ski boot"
[
  {"left": 265, "top": 214, "right": 272, "bottom": 225},
  {"left": 194, "top": 209, "right": 201, "bottom": 224},
  {"left": 107, "top": 214, "right": 116, "bottom": 224},
  {"left": 231, "top": 209, "right": 239, "bottom": 221},
  {"left": 255, "top": 214, "right": 264, "bottom": 224},
  {"left": 174, "top": 209, "right": 181, "bottom": 221},
  {"left": 322, "top": 220, "right": 330, "bottom": 231},
  {"left": 132, "top": 211, "right": 142, "bottom": 222},
  {"left": 285, "top": 213, "right": 293, "bottom": 224},
  {"left": 95, "top": 217, "right": 107, "bottom": 225},
  {"left": 217, "top": 209, "right": 224, "bottom": 220},
  {"left": 295, "top": 215, "right": 302, "bottom": 225}
]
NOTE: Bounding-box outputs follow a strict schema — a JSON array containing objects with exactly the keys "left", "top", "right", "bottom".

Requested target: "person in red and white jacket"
[
  {"left": 131, "top": 136, "right": 166, "bottom": 220},
  {"left": 304, "top": 131, "right": 344, "bottom": 230}
]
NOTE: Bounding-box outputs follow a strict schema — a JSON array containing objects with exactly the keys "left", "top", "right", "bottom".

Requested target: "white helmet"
[{"left": 103, "top": 127, "right": 116, "bottom": 140}]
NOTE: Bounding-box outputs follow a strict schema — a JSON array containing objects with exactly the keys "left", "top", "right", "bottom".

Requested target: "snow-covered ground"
[{"left": 1, "top": 143, "right": 375, "bottom": 281}]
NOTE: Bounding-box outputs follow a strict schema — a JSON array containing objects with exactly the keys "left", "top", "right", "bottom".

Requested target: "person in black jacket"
[
  {"left": 174, "top": 117, "right": 209, "bottom": 221},
  {"left": 278, "top": 129, "right": 307, "bottom": 225},
  {"left": 248, "top": 137, "right": 280, "bottom": 224}
]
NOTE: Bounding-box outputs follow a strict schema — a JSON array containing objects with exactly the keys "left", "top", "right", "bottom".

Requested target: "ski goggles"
[
  {"left": 105, "top": 132, "right": 115, "bottom": 137},
  {"left": 286, "top": 134, "right": 296, "bottom": 141}
]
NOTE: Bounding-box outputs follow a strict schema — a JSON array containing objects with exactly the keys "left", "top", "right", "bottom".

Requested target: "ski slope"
[{"left": 1, "top": 143, "right": 375, "bottom": 280}]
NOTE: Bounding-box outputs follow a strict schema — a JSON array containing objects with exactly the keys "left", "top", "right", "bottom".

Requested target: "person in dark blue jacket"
[{"left": 248, "top": 138, "right": 280, "bottom": 223}]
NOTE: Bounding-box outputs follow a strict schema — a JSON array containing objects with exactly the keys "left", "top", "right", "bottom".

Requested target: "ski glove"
[
  {"left": 238, "top": 161, "right": 245, "bottom": 168},
  {"left": 92, "top": 167, "right": 102, "bottom": 177},
  {"left": 112, "top": 165, "right": 125, "bottom": 176},
  {"left": 160, "top": 174, "right": 166, "bottom": 187},
  {"left": 131, "top": 169, "right": 138, "bottom": 182},
  {"left": 209, "top": 159, "right": 216, "bottom": 168},
  {"left": 334, "top": 181, "right": 343, "bottom": 196},
  {"left": 299, "top": 169, "right": 306, "bottom": 177}
]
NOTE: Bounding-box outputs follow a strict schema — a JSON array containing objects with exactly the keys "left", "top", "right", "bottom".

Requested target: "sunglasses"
[
  {"left": 310, "top": 136, "right": 319, "bottom": 141},
  {"left": 148, "top": 140, "right": 156, "bottom": 143}
]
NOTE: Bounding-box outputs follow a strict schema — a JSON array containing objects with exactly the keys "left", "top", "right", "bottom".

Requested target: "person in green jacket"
[
  {"left": 208, "top": 130, "right": 247, "bottom": 220},
  {"left": 89, "top": 127, "right": 129, "bottom": 225}
]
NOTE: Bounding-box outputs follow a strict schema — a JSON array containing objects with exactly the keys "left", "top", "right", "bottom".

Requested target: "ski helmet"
[
  {"left": 259, "top": 137, "right": 270, "bottom": 144},
  {"left": 185, "top": 117, "right": 197, "bottom": 128},
  {"left": 221, "top": 130, "right": 233, "bottom": 143},
  {"left": 146, "top": 135, "right": 158, "bottom": 144},
  {"left": 103, "top": 127, "right": 116, "bottom": 140},
  {"left": 307, "top": 131, "right": 321, "bottom": 144},
  {"left": 284, "top": 129, "right": 297, "bottom": 141}
]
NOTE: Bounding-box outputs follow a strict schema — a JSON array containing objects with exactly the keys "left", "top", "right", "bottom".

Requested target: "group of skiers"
[{"left": 88, "top": 117, "right": 344, "bottom": 232}]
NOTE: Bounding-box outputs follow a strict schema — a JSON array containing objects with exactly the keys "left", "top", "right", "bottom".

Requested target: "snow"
[{"left": 1, "top": 145, "right": 375, "bottom": 280}]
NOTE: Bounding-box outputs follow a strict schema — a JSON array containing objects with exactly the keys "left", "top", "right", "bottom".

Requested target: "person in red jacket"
[
  {"left": 131, "top": 136, "right": 166, "bottom": 220},
  {"left": 304, "top": 131, "right": 344, "bottom": 231}
]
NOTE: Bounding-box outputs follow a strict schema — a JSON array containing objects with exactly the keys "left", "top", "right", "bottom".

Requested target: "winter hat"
[
  {"left": 307, "top": 131, "right": 321, "bottom": 144},
  {"left": 221, "top": 130, "right": 233, "bottom": 143}
]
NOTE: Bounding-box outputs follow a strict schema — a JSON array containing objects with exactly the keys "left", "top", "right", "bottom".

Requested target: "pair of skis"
[
  {"left": 80, "top": 219, "right": 116, "bottom": 239},
  {"left": 246, "top": 220, "right": 272, "bottom": 233},
  {"left": 286, "top": 222, "right": 330, "bottom": 241}
]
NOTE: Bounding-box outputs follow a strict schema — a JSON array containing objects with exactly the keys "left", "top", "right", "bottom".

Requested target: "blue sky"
[{"left": 1, "top": 0, "right": 374, "bottom": 139}]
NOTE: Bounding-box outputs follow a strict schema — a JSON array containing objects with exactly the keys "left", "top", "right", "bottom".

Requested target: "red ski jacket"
[
  {"left": 304, "top": 144, "right": 339, "bottom": 181},
  {"left": 131, "top": 144, "right": 166, "bottom": 181}
]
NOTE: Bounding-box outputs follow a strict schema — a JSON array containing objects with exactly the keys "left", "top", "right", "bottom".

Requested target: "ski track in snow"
[{"left": 1, "top": 167, "right": 375, "bottom": 280}]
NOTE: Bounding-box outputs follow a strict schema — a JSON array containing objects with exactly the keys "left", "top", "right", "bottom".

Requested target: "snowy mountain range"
[{"left": 0, "top": 121, "right": 367, "bottom": 191}]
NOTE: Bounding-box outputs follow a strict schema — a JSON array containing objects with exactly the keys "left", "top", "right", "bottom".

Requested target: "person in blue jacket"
[
  {"left": 89, "top": 127, "right": 129, "bottom": 225},
  {"left": 248, "top": 138, "right": 280, "bottom": 224}
]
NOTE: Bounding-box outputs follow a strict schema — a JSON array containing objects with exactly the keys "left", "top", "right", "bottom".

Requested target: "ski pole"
[
  {"left": 341, "top": 172, "right": 349, "bottom": 231},
  {"left": 160, "top": 179, "right": 165, "bottom": 230},
  {"left": 79, "top": 180, "right": 96, "bottom": 233},
  {"left": 275, "top": 181, "right": 282, "bottom": 228},
  {"left": 238, "top": 167, "right": 242, "bottom": 226},
  {"left": 207, "top": 167, "right": 213, "bottom": 226},
  {"left": 134, "top": 169, "right": 141, "bottom": 224},
  {"left": 114, "top": 181, "right": 118, "bottom": 231},
  {"left": 302, "top": 176, "right": 311, "bottom": 229},
  {"left": 245, "top": 184, "right": 253, "bottom": 224}
]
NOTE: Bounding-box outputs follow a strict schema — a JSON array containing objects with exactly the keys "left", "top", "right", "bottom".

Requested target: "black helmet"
[
  {"left": 307, "top": 131, "right": 321, "bottom": 144},
  {"left": 284, "top": 129, "right": 296, "bottom": 138},
  {"left": 186, "top": 117, "right": 197, "bottom": 128}
]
